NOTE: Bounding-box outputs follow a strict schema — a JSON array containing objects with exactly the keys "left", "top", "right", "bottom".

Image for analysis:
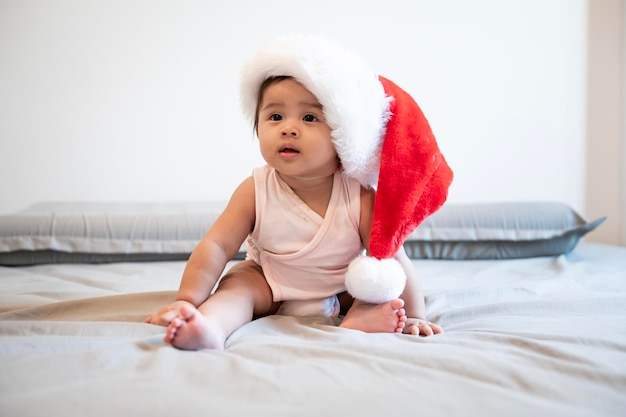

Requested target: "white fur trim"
[
  {"left": 344, "top": 256, "right": 406, "bottom": 304},
  {"left": 240, "top": 34, "right": 390, "bottom": 187}
]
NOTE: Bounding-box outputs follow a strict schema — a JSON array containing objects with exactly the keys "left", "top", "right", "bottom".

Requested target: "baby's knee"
[
  {"left": 218, "top": 260, "right": 265, "bottom": 290},
  {"left": 216, "top": 261, "right": 279, "bottom": 315}
]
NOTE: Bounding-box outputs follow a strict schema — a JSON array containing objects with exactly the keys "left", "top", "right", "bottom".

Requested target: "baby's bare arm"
[
  {"left": 355, "top": 186, "right": 441, "bottom": 336},
  {"left": 356, "top": 187, "right": 440, "bottom": 335},
  {"left": 146, "top": 177, "right": 256, "bottom": 323},
  {"left": 395, "top": 247, "right": 443, "bottom": 336}
]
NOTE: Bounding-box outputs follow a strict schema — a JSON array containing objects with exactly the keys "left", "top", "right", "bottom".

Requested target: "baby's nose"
[{"left": 281, "top": 127, "right": 298, "bottom": 137}]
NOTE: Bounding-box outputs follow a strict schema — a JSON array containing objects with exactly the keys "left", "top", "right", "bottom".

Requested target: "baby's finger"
[
  {"left": 429, "top": 322, "right": 444, "bottom": 334},
  {"left": 404, "top": 322, "right": 420, "bottom": 335},
  {"left": 419, "top": 323, "right": 434, "bottom": 337},
  {"left": 161, "top": 310, "right": 181, "bottom": 325},
  {"left": 145, "top": 309, "right": 177, "bottom": 326}
]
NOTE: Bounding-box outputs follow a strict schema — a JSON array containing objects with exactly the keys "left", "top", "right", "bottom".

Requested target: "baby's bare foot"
[
  {"left": 164, "top": 304, "right": 226, "bottom": 350},
  {"left": 339, "top": 298, "right": 407, "bottom": 333}
]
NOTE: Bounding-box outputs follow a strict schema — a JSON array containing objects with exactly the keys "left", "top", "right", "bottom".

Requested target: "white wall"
[{"left": 0, "top": 1, "right": 590, "bottom": 218}]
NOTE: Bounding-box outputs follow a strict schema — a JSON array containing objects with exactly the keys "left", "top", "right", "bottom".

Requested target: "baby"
[{"left": 146, "top": 35, "right": 451, "bottom": 350}]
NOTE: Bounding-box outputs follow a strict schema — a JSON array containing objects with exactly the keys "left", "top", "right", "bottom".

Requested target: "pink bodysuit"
[{"left": 246, "top": 165, "right": 365, "bottom": 317}]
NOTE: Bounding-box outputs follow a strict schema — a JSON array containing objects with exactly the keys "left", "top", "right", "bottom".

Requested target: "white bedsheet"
[{"left": 1, "top": 243, "right": 625, "bottom": 416}]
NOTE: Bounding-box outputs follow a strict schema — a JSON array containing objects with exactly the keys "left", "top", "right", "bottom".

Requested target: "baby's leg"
[
  {"left": 339, "top": 298, "right": 407, "bottom": 333},
  {"left": 165, "top": 260, "right": 279, "bottom": 350}
]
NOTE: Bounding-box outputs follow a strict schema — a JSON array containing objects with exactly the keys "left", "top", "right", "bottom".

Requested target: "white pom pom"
[{"left": 345, "top": 256, "right": 406, "bottom": 304}]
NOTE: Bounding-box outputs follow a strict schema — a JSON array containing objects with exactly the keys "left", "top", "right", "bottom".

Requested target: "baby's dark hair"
[{"left": 253, "top": 75, "right": 293, "bottom": 131}]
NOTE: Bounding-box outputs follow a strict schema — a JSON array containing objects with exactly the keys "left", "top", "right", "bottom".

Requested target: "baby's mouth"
[{"left": 279, "top": 145, "right": 300, "bottom": 155}]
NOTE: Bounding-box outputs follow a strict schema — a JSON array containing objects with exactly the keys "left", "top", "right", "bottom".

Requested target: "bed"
[{"left": 0, "top": 201, "right": 624, "bottom": 416}]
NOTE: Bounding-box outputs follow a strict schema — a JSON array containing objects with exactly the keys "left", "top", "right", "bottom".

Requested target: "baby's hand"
[
  {"left": 404, "top": 318, "right": 443, "bottom": 337},
  {"left": 145, "top": 300, "right": 195, "bottom": 327}
]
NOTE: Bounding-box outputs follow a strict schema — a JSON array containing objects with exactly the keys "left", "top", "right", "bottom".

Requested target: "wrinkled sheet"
[{"left": 1, "top": 243, "right": 625, "bottom": 416}]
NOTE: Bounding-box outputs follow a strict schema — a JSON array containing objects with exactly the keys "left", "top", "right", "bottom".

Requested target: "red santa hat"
[{"left": 240, "top": 34, "right": 453, "bottom": 304}]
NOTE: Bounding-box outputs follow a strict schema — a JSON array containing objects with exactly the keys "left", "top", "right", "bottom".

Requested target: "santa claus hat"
[{"left": 240, "top": 34, "right": 453, "bottom": 304}]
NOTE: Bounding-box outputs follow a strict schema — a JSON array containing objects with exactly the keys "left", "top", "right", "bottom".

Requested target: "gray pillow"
[
  {"left": 0, "top": 201, "right": 245, "bottom": 266},
  {"left": 403, "top": 202, "right": 605, "bottom": 259},
  {"left": 0, "top": 201, "right": 604, "bottom": 266}
]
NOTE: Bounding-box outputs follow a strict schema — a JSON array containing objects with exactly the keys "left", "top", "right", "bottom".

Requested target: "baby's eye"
[
  {"left": 269, "top": 114, "right": 283, "bottom": 121},
  {"left": 303, "top": 114, "right": 318, "bottom": 122}
]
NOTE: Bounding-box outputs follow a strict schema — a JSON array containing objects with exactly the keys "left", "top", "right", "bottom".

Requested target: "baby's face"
[{"left": 256, "top": 78, "right": 338, "bottom": 179}]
